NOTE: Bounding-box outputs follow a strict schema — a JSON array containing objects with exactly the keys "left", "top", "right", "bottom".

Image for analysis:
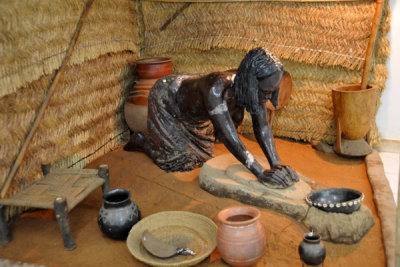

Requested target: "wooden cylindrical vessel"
[
  {"left": 331, "top": 84, "right": 378, "bottom": 156},
  {"left": 332, "top": 84, "right": 378, "bottom": 140}
]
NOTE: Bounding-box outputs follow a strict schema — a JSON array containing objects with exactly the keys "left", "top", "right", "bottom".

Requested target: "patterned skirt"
[{"left": 146, "top": 74, "right": 215, "bottom": 172}]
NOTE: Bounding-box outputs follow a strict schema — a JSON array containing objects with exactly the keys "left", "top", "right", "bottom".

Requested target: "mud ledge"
[{"left": 365, "top": 150, "right": 396, "bottom": 267}]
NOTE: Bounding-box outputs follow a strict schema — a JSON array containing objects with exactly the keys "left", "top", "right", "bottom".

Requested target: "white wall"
[{"left": 376, "top": 0, "right": 400, "bottom": 141}]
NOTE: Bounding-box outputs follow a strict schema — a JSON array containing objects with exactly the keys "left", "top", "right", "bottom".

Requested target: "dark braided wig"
[{"left": 234, "top": 47, "right": 283, "bottom": 114}]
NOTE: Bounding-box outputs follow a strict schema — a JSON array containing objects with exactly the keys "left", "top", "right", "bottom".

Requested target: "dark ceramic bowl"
[{"left": 305, "top": 188, "right": 364, "bottom": 214}]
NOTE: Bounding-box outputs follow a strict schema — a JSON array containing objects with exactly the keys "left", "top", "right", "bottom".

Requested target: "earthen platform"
[{"left": 0, "top": 136, "right": 388, "bottom": 266}]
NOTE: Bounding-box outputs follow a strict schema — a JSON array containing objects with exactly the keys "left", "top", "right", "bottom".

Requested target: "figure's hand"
[
  {"left": 258, "top": 165, "right": 299, "bottom": 189},
  {"left": 273, "top": 164, "right": 299, "bottom": 183}
]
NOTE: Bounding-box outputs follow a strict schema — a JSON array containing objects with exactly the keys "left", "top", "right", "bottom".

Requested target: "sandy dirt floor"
[{"left": 0, "top": 136, "right": 386, "bottom": 266}]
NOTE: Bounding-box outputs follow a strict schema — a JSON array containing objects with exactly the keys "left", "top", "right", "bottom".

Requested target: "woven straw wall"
[
  {"left": 0, "top": 0, "right": 391, "bottom": 215},
  {"left": 140, "top": 1, "right": 390, "bottom": 145},
  {"left": 0, "top": 0, "right": 139, "bottom": 202}
]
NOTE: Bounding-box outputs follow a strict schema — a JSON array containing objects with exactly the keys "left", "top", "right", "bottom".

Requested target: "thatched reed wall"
[
  {"left": 0, "top": 0, "right": 139, "bottom": 204},
  {"left": 140, "top": 0, "right": 390, "bottom": 144},
  {"left": 0, "top": 0, "right": 391, "bottom": 217}
]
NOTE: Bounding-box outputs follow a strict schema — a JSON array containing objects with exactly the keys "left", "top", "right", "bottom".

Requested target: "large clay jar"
[
  {"left": 124, "top": 57, "right": 173, "bottom": 133},
  {"left": 98, "top": 188, "right": 141, "bottom": 240},
  {"left": 217, "top": 206, "right": 266, "bottom": 266},
  {"left": 298, "top": 232, "right": 326, "bottom": 266}
]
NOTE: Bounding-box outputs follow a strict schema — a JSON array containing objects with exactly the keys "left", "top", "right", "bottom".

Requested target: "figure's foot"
[
  {"left": 214, "top": 131, "right": 223, "bottom": 144},
  {"left": 124, "top": 132, "right": 146, "bottom": 152}
]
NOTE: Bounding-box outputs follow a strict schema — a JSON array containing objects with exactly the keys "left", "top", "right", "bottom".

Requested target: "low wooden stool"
[{"left": 0, "top": 164, "right": 110, "bottom": 250}]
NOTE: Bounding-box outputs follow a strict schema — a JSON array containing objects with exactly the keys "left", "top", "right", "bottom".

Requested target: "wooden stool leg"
[
  {"left": 0, "top": 205, "right": 10, "bottom": 244},
  {"left": 98, "top": 164, "right": 110, "bottom": 194},
  {"left": 41, "top": 163, "right": 51, "bottom": 176},
  {"left": 54, "top": 197, "right": 76, "bottom": 250}
]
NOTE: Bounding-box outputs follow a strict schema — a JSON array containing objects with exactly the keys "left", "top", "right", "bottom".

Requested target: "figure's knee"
[{"left": 124, "top": 132, "right": 146, "bottom": 152}]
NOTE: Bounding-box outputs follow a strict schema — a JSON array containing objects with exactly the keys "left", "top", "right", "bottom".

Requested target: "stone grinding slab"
[
  {"left": 199, "top": 153, "right": 375, "bottom": 243},
  {"left": 199, "top": 153, "right": 312, "bottom": 221}
]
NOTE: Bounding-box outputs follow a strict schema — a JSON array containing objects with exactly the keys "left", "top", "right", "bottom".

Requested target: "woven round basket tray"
[{"left": 126, "top": 211, "right": 217, "bottom": 267}]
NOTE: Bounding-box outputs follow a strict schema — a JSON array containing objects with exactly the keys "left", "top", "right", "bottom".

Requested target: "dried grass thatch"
[
  {"left": 140, "top": 0, "right": 390, "bottom": 145},
  {"left": 0, "top": 0, "right": 391, "bottom": 217},
  {"left": 0, "top": 0, "right": 140, "bottom": 204},
  {"left": 0, "top": 52, "right": 137, "bottom": 199},
  {"left": 0, "top": 0, "right": 139, "bottom": 97},
  {"left": 0, "top": 0, "right": 85, "bottom": 98},
  {"left": 70, "top": 0, "right": 140, "bottom": 65}
]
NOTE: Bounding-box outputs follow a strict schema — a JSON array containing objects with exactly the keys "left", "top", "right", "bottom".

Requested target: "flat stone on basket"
[{"left": 303, "top": 206, "right": 375, "bottom": 244}]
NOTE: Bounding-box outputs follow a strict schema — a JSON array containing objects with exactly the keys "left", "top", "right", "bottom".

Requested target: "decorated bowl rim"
[{"left": 305, "top": 188, "right": 364, "bottom": 210}]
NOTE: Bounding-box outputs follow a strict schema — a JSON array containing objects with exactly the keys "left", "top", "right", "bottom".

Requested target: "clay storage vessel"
[
  {"left": 298, "top": 231, "right": 326, "bottom": 266},
  {"left": 217, "top": 206, "right": 266, "bottom": 267},
  {"left": 97, "top": 188, "right": 141, "bottom": 240},
  {"left": 124, "top": 57, "right": 172, "bottom": 133}
]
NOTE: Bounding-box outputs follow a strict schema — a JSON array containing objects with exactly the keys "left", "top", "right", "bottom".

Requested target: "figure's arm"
[
  {"left": 251, "top": 103, "right": 299, "bottom": 184},
  {"left": 251, "top": 104, "right": 281, "bottom": 168},
  {"left": 207, "top": 83, "right": 263, "bottom": 177},
  {"left": 207, "top": 81, "right": 289, "bottom": 187}
]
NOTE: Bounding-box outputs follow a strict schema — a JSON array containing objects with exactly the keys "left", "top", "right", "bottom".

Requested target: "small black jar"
[
  {"left": 298, "top": 232, "right": 326, "bottom": 266},
  {"left": 98, "top": 188, "right": 141, "bottom": 240}
]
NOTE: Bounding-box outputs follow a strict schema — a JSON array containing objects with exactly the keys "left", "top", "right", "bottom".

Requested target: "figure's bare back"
[{"left": 176, "top": 71, "right": 237, "bottom": 122}]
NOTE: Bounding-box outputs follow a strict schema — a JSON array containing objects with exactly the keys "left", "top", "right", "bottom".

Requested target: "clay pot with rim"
[
  {"left": 217, "top": 206, "right": 266, "bottom": 266},
  {"left": 124, "top": 57, "right": 172, "bottom": 133},
  {"left": 298, "top": 231, "right": 326, "bottom": 266},
  {"left": 266, "top": 70, "right": 293, "bottom": 128},
  {"left": 97, "top": 188, "right": 141, "bottom": 240}
]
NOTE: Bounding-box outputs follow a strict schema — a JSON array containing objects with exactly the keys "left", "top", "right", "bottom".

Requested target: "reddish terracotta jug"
[
  {"left": 217, "top": 206, "right": 266, "bottom": 267},
  {"left": 124, "top": 57, "right": 172, "bottom": 133}
]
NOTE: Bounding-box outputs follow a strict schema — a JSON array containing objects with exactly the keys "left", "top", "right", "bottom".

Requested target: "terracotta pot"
[
  {"left": 136, "top": 57, "right": 173, "bottom": 79},
  {"left": 217, "top": 206, "right": 266, "bottom": 267},
  {"left": 298, "top": 232, "right": 326, "bottom": 266},
  {"left": 266, "top": 70, "right": 293, "bottom": 111},
  {"left": 266, "top": 70, "right": 293, "bottom": 128},
  {"left": 331, "top": 84, "right": 378, "bottom": 156},
  {"left": 124, "top": 57, "right": 172, "bottom": 133}
]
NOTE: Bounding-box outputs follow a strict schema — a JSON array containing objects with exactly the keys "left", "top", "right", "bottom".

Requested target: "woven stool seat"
[
  {"left": 0, "top": 168, "right": 104, "bottom": 211},
  {"left": 0, "top": 164, "right": 110, "bottom": 250}
]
